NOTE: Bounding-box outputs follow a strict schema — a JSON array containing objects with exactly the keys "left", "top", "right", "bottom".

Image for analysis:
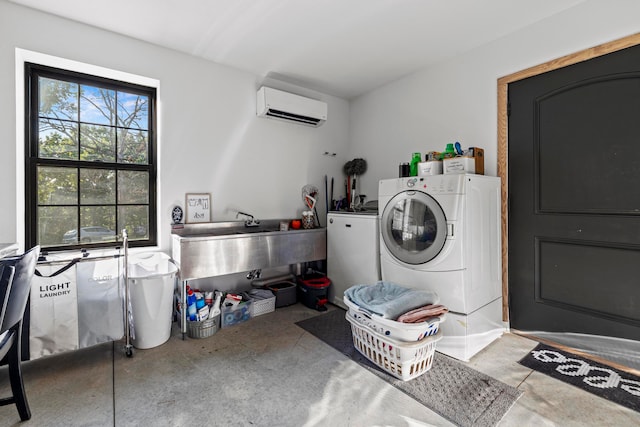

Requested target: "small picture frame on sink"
[{"left": 185, "top": 193, "right": 211, "bottom": 223}]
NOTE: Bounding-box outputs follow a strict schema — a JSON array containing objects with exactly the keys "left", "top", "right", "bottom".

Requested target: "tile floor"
[{"left": 1, "top": 304, "right": 639, "bottom": 426}]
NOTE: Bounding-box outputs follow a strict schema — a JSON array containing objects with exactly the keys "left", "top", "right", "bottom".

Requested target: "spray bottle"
[{"left": 210, "top": 291, "right": 223, "bottom": 318}]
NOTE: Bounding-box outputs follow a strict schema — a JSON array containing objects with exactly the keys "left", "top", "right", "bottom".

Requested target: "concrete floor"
[{"left": 1, "top": 304, "right": 639, "bottom": 427}]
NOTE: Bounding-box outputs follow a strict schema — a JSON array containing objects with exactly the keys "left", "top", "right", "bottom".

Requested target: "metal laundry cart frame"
[
  {"left": 29, "top": 229, "right": 134, "bottom": 358},
  {"left": 122, "top": 229, "right": 133, "bottom": 357}
]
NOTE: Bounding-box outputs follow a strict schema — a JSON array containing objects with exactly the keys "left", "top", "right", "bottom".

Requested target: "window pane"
[
  {"left": 80, "top": 206, "right": 117, "bottom": 244},
  {"left": 118, "top": 129, "right": 148, "bottom": 164},
  {"left": 118, "top": 170, "right": 148, "bottom": 204},
  {"left": 80, "top": 85, "right": 115, "bottom": 125},
  {"left": 38, "top": 166, "right": 77, "bottom": 205},
  {"left": 80, "top": 124, "right": 115, "bottom": 162},
  {"left": 118, "top": 205, "right": 149, "bottom": 240},
  {"left": 39, "top": 118, "right": 78, "bottom": 159},
  {"left": 80, "top": 169, "right": 116, "bottom": 204},
  {"left": 40, "top": 206, "right": 78, "bottom": 247},
  {"left": 39, "top": 77, "right": 78, "bottom": 121},
  {"left": 117, "top": 92, "right": 149, "bottom": 130},
  {"left": 29, "top": 65, "right": 156, "bottom": 250}
]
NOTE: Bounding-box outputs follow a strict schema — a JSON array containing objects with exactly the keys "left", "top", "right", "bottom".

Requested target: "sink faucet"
[{"left": 236, "top": 211, "right": 260, "bottom": 227}]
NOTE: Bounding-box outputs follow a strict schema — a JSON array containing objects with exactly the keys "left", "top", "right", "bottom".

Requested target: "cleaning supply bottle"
[
  {"left": 187, "top": 289, "right": 197, "bottom": 321},
  {"left": 410, "top": 152, "right": 421, "bottom": 176},
  {"left": 195, "top": 292, "right": 205, "bottom": 310},
  {"left": 212, "top": 291, "right": 223, "bottom": 310},
  {"left": 209, "top": 291, "right": 222, "bottom": 319},
  {"left": 443, "top": 143, "right": 456, "bottom": 158}
]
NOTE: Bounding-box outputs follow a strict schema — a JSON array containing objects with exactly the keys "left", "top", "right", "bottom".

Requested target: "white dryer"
[{"left": 378, "top": 174, "right": 504, "bottom": 361}]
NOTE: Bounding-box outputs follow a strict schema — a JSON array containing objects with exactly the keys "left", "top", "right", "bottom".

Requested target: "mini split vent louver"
[{"left": 256, "top": 86, "right": 327, "bottom": 127}]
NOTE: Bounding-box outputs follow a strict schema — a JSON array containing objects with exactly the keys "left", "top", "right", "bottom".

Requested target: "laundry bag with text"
[
  {"left": 29, "top": 260, "right": 80, "bottom": 359},
  {"left": 76, "top": 258, "right": 124, "bottom": 348}
]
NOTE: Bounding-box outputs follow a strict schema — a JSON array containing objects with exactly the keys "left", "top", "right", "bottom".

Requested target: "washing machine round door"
[{"left": 380, "top": 190, "right": 447, "bottom": 265}]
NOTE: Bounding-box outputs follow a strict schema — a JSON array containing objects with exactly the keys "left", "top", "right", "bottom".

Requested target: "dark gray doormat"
[
  {"left": 295, "top": 308, "right": 522, "bottom": 427},
  {"left": 519, "top": 343, "right": 640, "bottom": 413}
]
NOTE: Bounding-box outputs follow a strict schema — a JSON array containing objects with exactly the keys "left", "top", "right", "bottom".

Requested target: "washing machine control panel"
[
  {"left": 381, "top": 175, "right": 466, "bottom": 197},
  {"left": 400, "top": 176, "right": 463, "bottom": 194}
]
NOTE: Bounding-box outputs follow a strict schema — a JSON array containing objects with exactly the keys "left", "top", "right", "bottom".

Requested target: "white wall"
[
  {"left": 4, "top": 0, "right": 639, "bottom": 255},
  {"left": 349, "top": 0, "right": 640, "bottom": 200},
  {"left": 0, "top": 1, "right": 349, "bottom": 253}
]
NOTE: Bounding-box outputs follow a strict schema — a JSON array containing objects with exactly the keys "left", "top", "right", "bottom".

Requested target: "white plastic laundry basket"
[
  {"left": 344, "top": 296, "right": 444, "bottom": 341},
  {"left": 346, "top": 313, "right": 441, "bottom": 381}
]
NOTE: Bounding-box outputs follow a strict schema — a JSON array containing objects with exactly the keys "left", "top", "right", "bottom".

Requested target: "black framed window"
[{"left": 25, "top": 63, "right": 157, "bottom": 250}]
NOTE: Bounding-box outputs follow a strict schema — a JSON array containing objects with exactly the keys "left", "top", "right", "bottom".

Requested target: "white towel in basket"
[{"left": 344, "top": 281, "right": 439, "bottom": 319}]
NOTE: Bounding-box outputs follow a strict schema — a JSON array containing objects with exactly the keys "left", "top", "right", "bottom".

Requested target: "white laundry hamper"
[{"left": 128, "top": 252, "right": 178, "bottom": 349}]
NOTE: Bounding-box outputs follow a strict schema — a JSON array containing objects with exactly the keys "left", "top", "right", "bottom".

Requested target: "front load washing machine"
[{"left": 378, "top": 174, "right": 503, "bottom": 361}]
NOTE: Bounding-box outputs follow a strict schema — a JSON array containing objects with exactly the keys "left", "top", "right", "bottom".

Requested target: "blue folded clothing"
[{"left": 344, "top": 281, "right": 439, "bottom": 319}]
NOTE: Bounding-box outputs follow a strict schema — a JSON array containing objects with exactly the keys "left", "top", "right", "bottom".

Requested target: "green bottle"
[
  {"left": 443, "top": 143, "right": 456, "bottom": 158},
  {"left": 410, "top": 152, "right": 421, "bottom": 176}
]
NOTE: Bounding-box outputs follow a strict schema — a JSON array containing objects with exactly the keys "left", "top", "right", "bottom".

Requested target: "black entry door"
[{"left": 508, "top": 44, "right": 640, "bottom": 340}]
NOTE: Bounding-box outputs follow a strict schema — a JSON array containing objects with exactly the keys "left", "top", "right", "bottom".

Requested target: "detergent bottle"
[
  {"left": 410, "top": 152, "right": 422, "bottom": 176},
  {"left": 187, "top": 289, "right": 197, "bottom": 321},
  {"left": 443, "top": 143, "right": 456, "bottom": 158}
]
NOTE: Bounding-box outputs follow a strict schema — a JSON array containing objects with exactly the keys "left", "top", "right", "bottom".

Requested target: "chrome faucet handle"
[
  {"left": 236, "top": 211, "right": 254, "bottom": 220},
  {"left": 237, "top": 211, "right": 260, "bottom": 227}
]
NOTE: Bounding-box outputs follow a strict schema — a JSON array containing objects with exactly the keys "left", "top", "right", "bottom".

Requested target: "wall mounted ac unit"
[{"left": 256, "top": 86, "right": 327, "bottom": 127}]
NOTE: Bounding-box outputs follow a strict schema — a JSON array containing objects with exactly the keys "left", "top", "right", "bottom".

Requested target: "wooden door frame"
[{"left": 496, "top": 32, "right": 640, "bottom": 321}]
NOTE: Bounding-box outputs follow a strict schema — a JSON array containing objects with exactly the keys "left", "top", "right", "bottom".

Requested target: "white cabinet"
[{"left": 327, "top": 213, "right": 380, "bottom": 309}]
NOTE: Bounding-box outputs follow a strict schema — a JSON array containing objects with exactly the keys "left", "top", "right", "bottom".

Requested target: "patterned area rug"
[
  {"left": 519, "top": 343, "right": 640, "bottom": 413},
  {"left": 296, "top": 308, "right": 521, "bottom": 427}
]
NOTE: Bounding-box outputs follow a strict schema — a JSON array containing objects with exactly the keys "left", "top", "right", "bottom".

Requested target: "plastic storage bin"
[
  {"left": 344, "top": 296, "right": 444, "bottom": 341},
  {"left": 248, "top": 289, "right": 276, "bottom": 316},
  {"left": 221, "top": 300, "right": 252, "bottom": 328},
  {"left": 346, "top": 313, "right": 441, "bottom": 381},
  {"left": 266, "top": 281, "right": 297, "bottom": 307},
  {"left": 128, "top": 252, "right": 178, "bottom": 349}
]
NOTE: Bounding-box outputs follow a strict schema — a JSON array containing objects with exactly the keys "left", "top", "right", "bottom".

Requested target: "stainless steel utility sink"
[
  {"left": 233, "top": 227, "right": 279, "bottom": 234},
  {"left": 173, "top": 221, "right": 281, "bottom": 237},
  {"left": 171, "top": 219, "right": 326, "bottom": 280}
]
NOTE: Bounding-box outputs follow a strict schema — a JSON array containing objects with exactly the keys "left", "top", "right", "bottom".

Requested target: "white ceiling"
[{"left": 10, "top": 0, "right": 586, "bottom": 99}]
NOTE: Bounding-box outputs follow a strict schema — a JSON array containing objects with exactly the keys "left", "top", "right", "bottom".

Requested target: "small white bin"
[
  {"left": 418, "top": 161, "right": 443, "bottom": 176},
  {"left": 443, "top": 156, "right": 475, "bottom": 174},
  {"left": 128, "top": 252, "right": 178, "bottom": 349},
  {"left": 248, "top": 289, "right": 276, "bottom": 317}
]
